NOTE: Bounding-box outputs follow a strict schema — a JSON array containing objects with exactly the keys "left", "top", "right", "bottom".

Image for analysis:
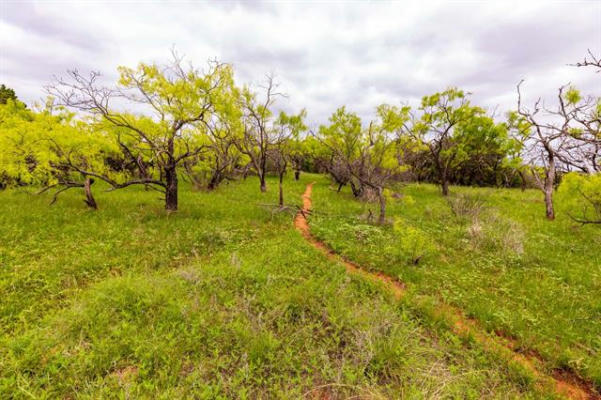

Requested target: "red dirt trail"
[{"left": 294, "top": 183, "right": 599, "bottom": 400}]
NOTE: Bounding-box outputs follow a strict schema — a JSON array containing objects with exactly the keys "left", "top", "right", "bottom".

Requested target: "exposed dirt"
[{"left": 295, "top": 183, "right": 599, "bottom": 400}]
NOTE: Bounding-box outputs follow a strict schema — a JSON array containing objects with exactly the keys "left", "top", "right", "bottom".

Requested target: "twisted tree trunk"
[{"left": 83, "top": 177, "right": 97, "bottom": 210}]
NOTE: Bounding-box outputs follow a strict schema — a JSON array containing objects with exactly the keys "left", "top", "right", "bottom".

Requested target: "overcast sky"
[{"left": 1, "top": 0, "right": 600, "bottom": 126}]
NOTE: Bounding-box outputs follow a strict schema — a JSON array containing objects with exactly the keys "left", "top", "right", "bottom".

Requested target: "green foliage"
[
  {"left": 0, "top": 176, "right": 543, "bottom": 398},
  {"left": 393, "top": 217, "right": 435, "bottom": 265},
  {"left": 0, "top": 100, "right": 118, "bottom": 188},
  {"left": 311, "top": 179, "right": 601, "bottom": 387},
  {"left": 318, "top": 106, "right": 364, "bottom": 160},
  {"left": 558, "top": 172, "right": 601, "bottom": 223},
  {"left": 564, "top": 86, "right": 582, "bottom": 105},
  {"left": 0, "top": 84, "right": 19, "bottom": 105}
]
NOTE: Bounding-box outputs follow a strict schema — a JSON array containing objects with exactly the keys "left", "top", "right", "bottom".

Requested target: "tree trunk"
[
  {"left": 83, "top": 177, "right": 97, "bottom": 210},
  {"left": 441, "top": 178, "right": 449, "bottom": 196},
  {"left": 438, "top": 164, "right": 450, "bottom": 196},
  {"left": 207, "top": 170, "right": 221, "bottom": 191},
  {"left": 517, "top": 170, "right": 527, "bottom": 192},
  {"left": 544, "top": 154, "right": 556, "bottom": 220},
  {"left": 260, "top": 173, "right": 267, "bottom": 192},
  {"left": 165, "top": 166, "right": 178, "bottom": 211},
  {"left": 337, "top": 182, "right": 344, "bottom": 192},
  {"left": 350, "top": 181, "right": 363, "bottom": 198},
  {"left": 377, "top": 186, "right": 386, "bottom": 225},
  {"left": 294, "top": 169, "right": 300, "bottom": 181},
  {"left": 544, "top": 188, "right": 555, "bottom": 220},
  {"left": 278, "top": 171, "right": 284, "bottom": 207}
]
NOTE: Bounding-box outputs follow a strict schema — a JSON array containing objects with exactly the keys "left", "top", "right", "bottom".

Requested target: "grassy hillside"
[
  {"left": 310, "top": 177, "right": 601, "bottom": 390},
  {"left": 0, "top": 174, "right": 594, "bottom": 398}
]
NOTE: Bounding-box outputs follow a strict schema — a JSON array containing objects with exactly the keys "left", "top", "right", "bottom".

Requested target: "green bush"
[
  {"left": 393, "top": 218, "right": 434, "bottom": 265},
  {"left": 559, "top": 172, "right": 601, "bottom": 224}
]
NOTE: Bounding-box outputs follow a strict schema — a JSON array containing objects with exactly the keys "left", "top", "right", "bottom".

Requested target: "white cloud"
[{"left": 0, "top": 0, "right": 599, "bottom": 123}]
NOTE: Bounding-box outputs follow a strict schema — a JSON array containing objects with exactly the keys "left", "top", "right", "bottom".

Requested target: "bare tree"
[
  {"left": 571, "top": 49, "right": 601, "bottom": 72},
  {"left": 515, "top": 81, "right": 586, "bottom": 220},
  {"left": 238, "top": 75, "right": 283, "bottom": 193}
]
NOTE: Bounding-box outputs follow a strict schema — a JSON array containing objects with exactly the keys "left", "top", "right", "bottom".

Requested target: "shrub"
[
  {"left": 468, "top": 212, "right": 525, "bottom": 257},
  {"left": 447, "top": 193, "right": 486, "bottom": 219},
  {"left": 558, "top": 172, "right": 601, "bottom": 225},
  {"left": 393, "top": 218, "right": 434, "bottom": 265}
]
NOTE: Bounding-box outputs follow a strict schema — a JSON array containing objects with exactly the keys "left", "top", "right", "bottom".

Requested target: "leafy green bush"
[
  {"left": 559, "top": 172, "right": 601, "bottom": 224},
  {"left": 393, "top": 218, "right": 434, "bottom": 265}
]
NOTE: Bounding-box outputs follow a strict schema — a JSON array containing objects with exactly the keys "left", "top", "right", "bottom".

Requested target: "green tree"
[
  {"left": 319, "top": 105, "right": 406, "bottom": 224},
  {"left": 0, "top": 99, "right": 119, "bottom": 207},
  {"left": 409, "top": 88, "right": 485, "bottom": 196},
  {"left": 47, "top": 54, "right": 238, "bottom": 211},
  {"left": 318, "top": 106, "right": 364, "bottom": 195},
  {"left": 0, "top": 84, "right": 19, "bottom": 105},
  {"left": 237, "top": 76, "right": 306, "bottom": 194}
]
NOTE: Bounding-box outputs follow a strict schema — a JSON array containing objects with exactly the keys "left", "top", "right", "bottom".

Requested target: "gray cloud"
[{"left": 0, "top": 1, "right": 599, "bottom": 121}]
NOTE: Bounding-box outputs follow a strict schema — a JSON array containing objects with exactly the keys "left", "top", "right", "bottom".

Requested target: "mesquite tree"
[
  {"left": 0, "top": 99, "right": 116, "bottom": 208},
  {"left": 47, "top": 54, "right": 236, "bottom": 211},
  {"left": 318, "top": 106, "right": 365, "bottom": 197},
  {"left": 516, "top": 81, "right": 600, "bottom": 220},
  {"left": 409, "top": 88, "right": 484, "bottom": 196},
  {"left": 238, "top": 76, "right": 306, "bottom": 193},
  {"left": 319, "top": 105, "right": 405, "bottom": 224},
  {"left": 270, "top": 111, "right": 307, "bottom": 206}
]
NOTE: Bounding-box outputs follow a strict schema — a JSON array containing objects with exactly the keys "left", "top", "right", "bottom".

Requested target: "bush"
[
  {"left": 468, "top": 212, "right": 524, "bottom": 257},
  {"left": 447, "top": 193, "right": 486, "bottom": 219},
  {"left": 393, "top": 218, "right": 434, "bottom": 265},
  {"left": 558, "top": 173, "right": 601, "bottom": 224}
]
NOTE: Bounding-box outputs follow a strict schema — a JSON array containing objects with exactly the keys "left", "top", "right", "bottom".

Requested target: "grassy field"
[
  {"left": 310, "top": 176, "right": 601, "bottom": 390},
  {"left": 0, "top": 173, "right": 596, "bottom": 398}
]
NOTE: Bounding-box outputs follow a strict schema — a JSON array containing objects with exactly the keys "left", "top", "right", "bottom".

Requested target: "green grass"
[
  {"left": 0, "top": 174, "right": 575, "bottom": 398},
  {"left": 310, "top": 178, "right": 601, "bottom": 389}
]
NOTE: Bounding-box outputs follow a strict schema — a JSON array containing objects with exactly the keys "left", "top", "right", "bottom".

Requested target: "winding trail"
[{"left": 294, "top": 183, "right": 599, "bottom": 400}]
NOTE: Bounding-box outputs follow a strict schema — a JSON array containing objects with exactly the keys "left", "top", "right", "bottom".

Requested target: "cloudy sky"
[{"left": 1, "top": 0, "right": 599, "bottom": 126}]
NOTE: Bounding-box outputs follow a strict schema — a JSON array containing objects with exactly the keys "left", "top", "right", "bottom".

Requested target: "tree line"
[{"left": 0, "top": 51, "right": 599, "bottom": 224}]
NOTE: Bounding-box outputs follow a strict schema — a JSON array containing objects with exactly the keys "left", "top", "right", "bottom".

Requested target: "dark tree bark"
[
  {"left": 278, "top": 171, "right": 285, "bottom": 207},
  {"left": 259, "top": 173, "right": 267, "bottom": 192},
  {"left": 207, "top": 170, "right": 222, "bottom": 191},
  {"left": 83, "top": 177, "right": 97, "bottom": 210},
  {"left": 164, "top": 166, "right": 178, "bottom": 212},
  {"left": 441, "top": 169, "right": 450, "bottom": 196},
  {"left": 294, "top": 169, "right": 300, "bottom": 181}
]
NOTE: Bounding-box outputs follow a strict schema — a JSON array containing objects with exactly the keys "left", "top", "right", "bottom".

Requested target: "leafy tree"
[
  {"left": 47, "top": 53, "right": 237, "bottom": 211},
  {"left": 318, "top": 106, "right": 365, "bottom": 196},
  {"left": 182, "top": 91, "right": 246, "bottom": 191},
  {"left": 0, "top": 99, "right": 118, "bottom": 208},
  {"left": 269, "top": 110, "right": 307, "bottom": 207},
  {"left": 0, "top": 84, "right": 19, "bottom": 105},
  {"left": 409, "top": 88, "right": 485, "bottom": 196},
  {"left": 451, "top": 113, "right": 521, "bottom": 187},
  {"left": 237, "top": 76, "right": 305, "bottom": 193},
  {"left": 319, "top": 105, "right": 406, "bottom": 224}
]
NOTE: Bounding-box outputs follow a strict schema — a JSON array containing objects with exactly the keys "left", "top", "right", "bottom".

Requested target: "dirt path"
[{"left": 294, "top": 183, "right": 599, "bottom": 400}]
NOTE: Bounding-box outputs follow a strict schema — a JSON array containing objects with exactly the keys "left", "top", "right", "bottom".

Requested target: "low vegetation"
[
  {"left": 0, "top": 51, "right": 599, "bottom": 398},
  {"left": 310, "top": 179, "right": 601, "bottom": 388},
  {"left": 0, "top": 176, "right": 556, "bottom": 399}
]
